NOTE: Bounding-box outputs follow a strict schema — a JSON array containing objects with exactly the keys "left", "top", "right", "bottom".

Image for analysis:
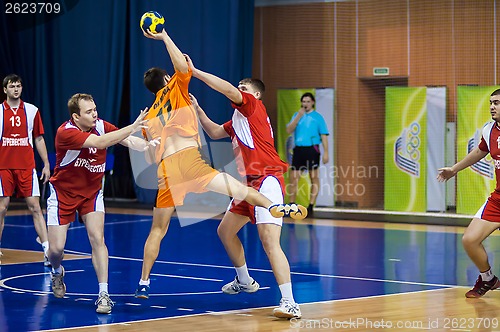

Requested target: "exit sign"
[{"left": 373, "top": 67, "right": 390, "bottom": 76}]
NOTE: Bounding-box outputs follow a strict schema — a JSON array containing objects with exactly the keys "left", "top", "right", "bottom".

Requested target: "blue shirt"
[{"left": 289, "top": 110, "right": 329, "bottom": 146}]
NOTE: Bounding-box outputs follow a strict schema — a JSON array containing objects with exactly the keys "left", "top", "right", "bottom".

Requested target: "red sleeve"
[
  {"left": 33, "top": 110, "right": 45, "bottom": 137},
  {"left": 231, "top": 92, "right": 256, "bottom": 117},
  {"left": 57, "top": 127, "right": 91, "bottom": 150},
  {"left": 103, "top": 120, "right": 119, "bottom": 133},
  {"left": 222, "top": 120, "right": 233, "bottom": 136},
  {"left": 479, "top": 136, "right": 489, "bottom": 152}
]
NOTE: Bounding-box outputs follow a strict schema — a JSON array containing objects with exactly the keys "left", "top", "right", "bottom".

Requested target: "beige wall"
[{"left": 253, "top": 0, "right": 500, "bottom": 208}]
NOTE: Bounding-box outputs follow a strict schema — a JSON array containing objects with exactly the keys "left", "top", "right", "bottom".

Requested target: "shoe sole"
[
  {"left": 222, "top": 288, "right": 259, "bottom": 295},
  {"left": 273, "top": 310, "right": 302, "bottom": 319},
  {"left": 290, "top": 205, "right": 307, "bottom": 220},
  {"left": 465, "top": 279, "right": 500, "bottom": 298},
  {"left": 96, "top": 307, "right": 112, "bottom": 314},
  {"left": 269, "top": 204, "right": 308, "bottom": 220}
]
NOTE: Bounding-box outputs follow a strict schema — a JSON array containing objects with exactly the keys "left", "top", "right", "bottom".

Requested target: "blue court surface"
[{"left": 0, "top": 212, "right": 485, "bottom": 331}]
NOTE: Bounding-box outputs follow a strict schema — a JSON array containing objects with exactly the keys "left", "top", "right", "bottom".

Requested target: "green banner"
[
  {"left": 385, "top": 87, "right": 427, "bottom": 212},
  {"left": 456, "top": 86, "right": 498, "bottom": 215},
  {"left": 277, "top": 89, "right": 315, "bottom": 205}
]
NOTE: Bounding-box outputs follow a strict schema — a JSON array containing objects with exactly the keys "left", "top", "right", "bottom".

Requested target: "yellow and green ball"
[{"left": 140, "top": 11, "right": 165, "bottom": 34}]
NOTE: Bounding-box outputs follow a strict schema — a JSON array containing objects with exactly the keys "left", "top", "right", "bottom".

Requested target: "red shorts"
[
  {"left": 0, "top": 169, "right": 40, "bottom": 198},
  {"left": 46, "top": 183, "right": 104, "bottom": 225},
  {"left": 229, "top": 174, "right": 285, "bottom": 225},
  {"left": 475, "top": 190, "right": 500, "bottom": 223}
]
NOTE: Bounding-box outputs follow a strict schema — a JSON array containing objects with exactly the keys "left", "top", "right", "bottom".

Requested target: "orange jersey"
[{"left": 142, "top": 68, "right": 200, "bottom": 163}]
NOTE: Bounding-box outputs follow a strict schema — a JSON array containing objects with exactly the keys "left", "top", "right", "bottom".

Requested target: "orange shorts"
[
  {"left": 0, "top": 169, "right": 40, "bottom": 198},
  {"left": 156, "top": 147, "right": 219, "bottom": 208}
]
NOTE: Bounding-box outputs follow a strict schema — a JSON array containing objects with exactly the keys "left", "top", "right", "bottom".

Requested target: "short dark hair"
[
  {"left": 239, "top": 78, "right": 265, "bottom": 96},
  {"left": 3, "top": 74, "right": 22, "bottom": 89},
  {"left": 492, "top": 89, "right": 500, "bottom": 96},
  {"left": 301, "top": 92, "right": 315, "bottom": 102},
  {"left": 144, "top": 67, "right": 168, "bottom": 94},
  {"left": 67, "top": 93, "right": 94, "bottom": 118}
]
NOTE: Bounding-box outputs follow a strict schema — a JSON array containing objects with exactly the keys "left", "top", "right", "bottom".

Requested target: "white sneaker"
[
  {"left": 273, "top": 298, "right": 302, "bottom": 319},
  {"left": 96, "top": 292, "right": 114, "bottom": 314},
  {"left": 222, "top": 277, "right": 260, "bottom": 294},
  {"left": 44, "top": 255, "right": 51, "bottom": 267}
]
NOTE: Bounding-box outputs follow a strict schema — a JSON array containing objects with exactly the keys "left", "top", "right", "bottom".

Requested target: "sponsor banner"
[{"left": 385, "top": 87, "right": 427, "bottom": 212}]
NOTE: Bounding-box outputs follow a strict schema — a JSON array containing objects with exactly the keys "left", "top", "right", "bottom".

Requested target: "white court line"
[
  {"left": 151, "top": 273, "right": 222, "bottom": 282},
  {"left": 64, "top": 248, "right": 460, "bottom": 289}
]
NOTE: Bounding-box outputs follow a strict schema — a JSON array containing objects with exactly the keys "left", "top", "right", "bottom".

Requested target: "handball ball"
[{"left": 140, "top": 11, "right": 165, "bottom": 34}]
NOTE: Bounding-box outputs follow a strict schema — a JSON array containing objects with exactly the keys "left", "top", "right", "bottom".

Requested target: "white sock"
[
  {"left": 99, "top": 283, "right": 108, "bottom": 294},
  {"left": 52, "top": 266, "right": 62, "bottom": 274},
  {"left": 235, "top": 264, "right": 251, "bottom": 285},
  {"left": 279, "top": 282, "right": 295, "bottom": 303},
  {"left": 41, "top": 241, "right": 49, "bottom": 255},
  {"left": 139, "top": 279, "right": 150, "bottom": 286},
  {"left": 480, "top": 269, "right": 494, "bottom": 282}
]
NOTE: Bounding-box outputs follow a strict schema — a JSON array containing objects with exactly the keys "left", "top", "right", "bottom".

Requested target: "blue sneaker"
[{"left": 135, "top": 284, "right": 150, "bottom": 299}]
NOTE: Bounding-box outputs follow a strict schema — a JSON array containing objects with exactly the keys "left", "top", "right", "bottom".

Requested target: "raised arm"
[
  {"left": 286, "top": 108, "right": 305, "bottom": 134},
  {"left": 143, "top": 29, "right": 188, "bottom": 73},
  {"left": 190, "top": 94, "right": 228, "bottom": 140},
  {"left": 185, "top": 55, "right": 242, "bottom": 105}
]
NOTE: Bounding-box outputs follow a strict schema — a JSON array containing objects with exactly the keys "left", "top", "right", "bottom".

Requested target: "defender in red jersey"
[
  {"left": 134, "top": 27, "right": 306, "bottom": 302},
  {"left": 437, "top": 88, "right": 500, "bottom": 298},
  {"left": 0, "top": 74, "right": 50, "bottom": 264},
  {"left": 187, "top": 55, "right": 303, "bottom": 319},
  {"left": 47, "top": 93, "right": 149, "bottom": 314}
]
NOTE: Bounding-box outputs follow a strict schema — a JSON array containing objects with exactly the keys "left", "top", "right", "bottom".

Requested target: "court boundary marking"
[{"left": 37, "top": 287, "right": 463, "bottom": 332}]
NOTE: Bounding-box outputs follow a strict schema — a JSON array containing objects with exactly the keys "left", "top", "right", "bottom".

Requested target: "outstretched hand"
[
  {"left": 143, "top": 137, "right": 161, "bottom": 151},
  {"left": 142, "top": 28, "right": 167, "bottom": 41},
  {"left": 130, "top": 107, "right": 149, "bottom": 134},
  {"left": 184, "top": 54, "right": 197, "bottom": 74},
  {"left": 436, "top": 167, "right": 456, "bottom": 182},
  {"left": 189, "top": 93, "right": 199, "bottom": 107}
]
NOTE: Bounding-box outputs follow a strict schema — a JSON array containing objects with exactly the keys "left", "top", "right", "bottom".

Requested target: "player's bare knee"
[
  {"left": 0, "top": 205, "right": 8, "bottom": 217},
  {"left": 462, "top": 233, "right": 479, "bottom": 248},
  {"left": 217, "top": 223, "right": 229, "bottom": 242}
]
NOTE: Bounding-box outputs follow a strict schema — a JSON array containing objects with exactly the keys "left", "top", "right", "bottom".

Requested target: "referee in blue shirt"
[{"left": 286, "top": 92, "right": 329, "bottom": 217}]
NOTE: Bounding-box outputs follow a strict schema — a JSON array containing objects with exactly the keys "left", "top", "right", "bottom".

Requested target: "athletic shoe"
[
  {"left": 269, "top": 204, "right": 307, "bottom": 220},
  {"left": 95, "top": 292, "right": 114, "bottom": 314},
  {"left": 51, "top": 266, "right": 66, "bottom": 298},
  {"left": 44, "top": 255, "right": 51, "bottom": 267},
  {"left": 273, "top": 298, "right": 302, "bottom": 319},
  {"left": 135, "top": 284, "right": 150, "bottom": 299},
  {"left": 222, "top": 277, "right": 260, "bottom": 294},
  {"left": 466, "top": 275, "right": 500, "bottom": 298}
]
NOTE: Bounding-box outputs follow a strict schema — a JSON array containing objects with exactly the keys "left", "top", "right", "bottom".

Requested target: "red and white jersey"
[
  {"left": 223, "top": 92, "right": 288, "bottom": 177},
  {"left": 0, "top": 100, "right": 44, "bottom": 169},
  {"left": 479, "top": 121, "right": 500, "bottom": 192},
  {"left": 49, "top": 119, "right": 118, "bottom": 198}
]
